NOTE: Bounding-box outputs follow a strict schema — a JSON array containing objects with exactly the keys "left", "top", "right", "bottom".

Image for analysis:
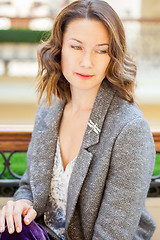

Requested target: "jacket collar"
[{"left": 82, "top": 80, "right": 116, "bottom": 149}]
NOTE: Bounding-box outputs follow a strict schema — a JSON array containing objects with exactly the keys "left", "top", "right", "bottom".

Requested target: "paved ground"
[{"left": 0, "top": 197, "right": 159, "bottom": 239}]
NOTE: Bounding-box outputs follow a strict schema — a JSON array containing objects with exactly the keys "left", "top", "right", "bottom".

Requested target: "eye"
[
  {"left": 71, "top": 45, "right": 82, "bottom": 50},
  {"left": 96, "top": 50, "right": 108, "bottom": 54}
]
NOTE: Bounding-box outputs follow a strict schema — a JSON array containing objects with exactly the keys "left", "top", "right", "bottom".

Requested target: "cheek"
[
  {"left": 61, "top": 52, "right": 75, "bottom": 80},
  {"left": 61, "top": 50, "right": 76, "bottom": 73},
  {"left": 101, "top": 57, "right": 110, "bottom": 75}
]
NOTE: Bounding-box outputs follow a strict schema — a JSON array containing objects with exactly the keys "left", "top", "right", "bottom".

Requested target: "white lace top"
[{"left": 44, "top": 137, "right": 77, "bottom": 240}]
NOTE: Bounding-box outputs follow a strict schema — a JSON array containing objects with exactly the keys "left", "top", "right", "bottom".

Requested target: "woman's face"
[{"left": 61, "top": 18, "right": 110, "bottom": 93}]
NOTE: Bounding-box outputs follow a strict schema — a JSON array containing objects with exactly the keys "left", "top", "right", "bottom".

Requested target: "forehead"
[{"left": 63, "top": 18, "right": 109, "bottom": 44}]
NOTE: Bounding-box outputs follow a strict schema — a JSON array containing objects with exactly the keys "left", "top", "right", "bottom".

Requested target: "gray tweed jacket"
[{"left": 14, "top": 80, "right": 156, "bottom": 240}]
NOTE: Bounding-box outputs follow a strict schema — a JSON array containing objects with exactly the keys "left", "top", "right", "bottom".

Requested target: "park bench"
[
  {"left": 0, "top": 125, "right": 32, "bottom": 196},
  {"left": 0, "top": 125, "right": 160, "bottom": 197}
]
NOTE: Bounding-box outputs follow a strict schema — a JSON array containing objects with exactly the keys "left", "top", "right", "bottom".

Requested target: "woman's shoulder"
[
  {"left": 100, "top": 82, "right": 145, "bottom": 125},
  {"left": 103, "top": 94, "right": 155, "bottom": 152},
  {"left": 33, "top": 97, "right": 63, "bottom": 130},
  {"left": 105, "top": 92, "right": 152, "bottom": 139},
  {"left": 113, "top": 92, "right": 146, "bottom": 123}
]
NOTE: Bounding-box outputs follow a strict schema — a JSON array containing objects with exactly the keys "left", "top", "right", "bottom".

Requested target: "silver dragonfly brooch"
[{"left": 88, "top": 119, "right": 100, "bottom": 134}]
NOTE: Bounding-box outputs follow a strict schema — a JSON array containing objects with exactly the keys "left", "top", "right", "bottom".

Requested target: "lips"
[{"left": 75, "top": 72, "right": 94, "bottom": 79}]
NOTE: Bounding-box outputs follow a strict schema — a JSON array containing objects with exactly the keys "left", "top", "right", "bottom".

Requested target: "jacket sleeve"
[
  {"left": 14, "top": 99, "right": 47, "bottom": 202},
  {"left": 92, "top": 118, "right": 155, "bottom": 240},
  {"left": 14, "top": 142, "right": 34, "bottom": 202}
]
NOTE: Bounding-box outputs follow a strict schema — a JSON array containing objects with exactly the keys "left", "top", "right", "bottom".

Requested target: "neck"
[{"left": 68, "top": 86, "right": 100, "bottom": 112}]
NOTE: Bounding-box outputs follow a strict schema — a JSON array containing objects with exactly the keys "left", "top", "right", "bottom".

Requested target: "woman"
[{"left": 0, "top": 0, "right": 156, "bottom": 239}]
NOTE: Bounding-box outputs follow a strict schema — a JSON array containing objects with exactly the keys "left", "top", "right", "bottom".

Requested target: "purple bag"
[{"left": 0, "top": 219, "right": 50, "bottom": 240}]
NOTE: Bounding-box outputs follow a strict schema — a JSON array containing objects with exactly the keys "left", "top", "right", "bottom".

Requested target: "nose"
[{"left": 80, "top": 51, "right": 93, "bottom": 68}]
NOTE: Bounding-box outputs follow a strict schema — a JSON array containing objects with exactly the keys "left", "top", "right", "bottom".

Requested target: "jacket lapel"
[
  {"left": 66, "top": 80, "right": 116, "bottom": 228},
  {"left": 82, "top": 80, "right": 116, "bottom": 149},
  {"left": 66, "top": 148, "right": 93, "bottom": 229},
  {"left": 30, "top": 99, "right": 65, "bottom": 215}
]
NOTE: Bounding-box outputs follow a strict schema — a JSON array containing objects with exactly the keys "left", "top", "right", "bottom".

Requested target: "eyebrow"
[{"left": 69, "top": 38, "right": 109, "bottom": 46}]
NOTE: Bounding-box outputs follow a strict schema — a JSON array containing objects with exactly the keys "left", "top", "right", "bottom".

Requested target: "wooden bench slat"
[
  {"left": 0, "top": 126, "right": 32, "bottom": 151},
  {"left": 152, "top": 131, "right": 160, "bottom": 152}
]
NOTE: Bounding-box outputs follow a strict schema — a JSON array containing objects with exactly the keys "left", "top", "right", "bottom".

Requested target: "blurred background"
[{"left": 0, "top": 0, "right": 160, "bottom": 128}]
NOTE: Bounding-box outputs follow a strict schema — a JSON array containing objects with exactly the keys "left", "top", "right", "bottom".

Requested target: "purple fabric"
[{"left": 0, "top": 219, "right": 50, "bottom": 240}]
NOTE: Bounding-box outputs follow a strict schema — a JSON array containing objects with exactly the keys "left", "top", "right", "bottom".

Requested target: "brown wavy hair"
[{"left": 36, "top": 0, "right": 137, "bottom": 105}]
